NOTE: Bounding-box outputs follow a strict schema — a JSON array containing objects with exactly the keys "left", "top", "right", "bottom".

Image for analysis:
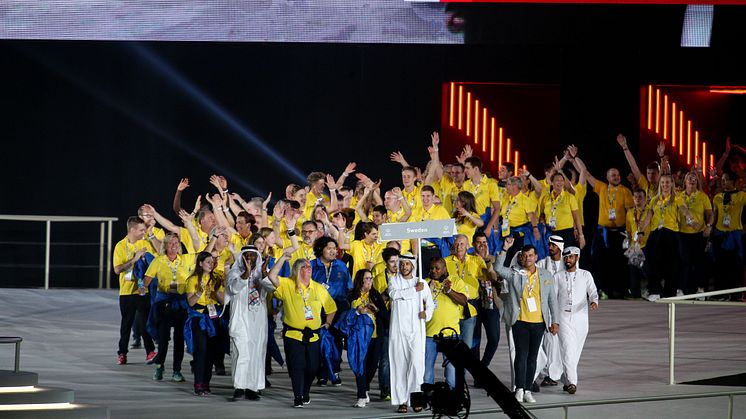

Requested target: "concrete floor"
[{"left": 1, "top": 288, "right": 745, "bottom": 418}]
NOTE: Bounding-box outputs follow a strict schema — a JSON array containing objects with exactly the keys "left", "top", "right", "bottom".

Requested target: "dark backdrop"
[{"left": 1, "top": 39, "right": 745, "bottom": 287}]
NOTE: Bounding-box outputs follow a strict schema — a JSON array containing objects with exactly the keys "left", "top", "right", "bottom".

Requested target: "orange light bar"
[
  {"left": 498, "top": 128, "right": 504, "bottom": 167},
  {"left": 449, "top": 83, "right": 455, "bottom": 127},
  {"left": 679, "top": 111, "right": 684, "bottom": 156},
  {"left": 686, "top": 120, "right": 692, "bottom": 165},
  {"left": 710, "top": 89, "right": 746, "bottom": 94},
  {"left": 458, "top": 86, "right": 463, "bottom": 130},
  {"left": 514, "top": 151, "right": 520, "bottom": 176},
  {"left": 655, "top": 89, "right": 660, "bottom": 134},
  {"left": 710, "top": 154, "right": 714, "bottom": 169},
  {"left": 466, "top": 92, "right": 472, "bottom": 136},
  {"left": 474, "top": 100, "right": 480, "bottom": 145},
  {"left": 702, "top": 141, "right": 707, "bottom": 176},
  {"left": 506, "top": 138, "right": 512, "bottom": 162},
  {"left": 672, "top": 102, "right": 677, "bottom": 148},
  {"left": 663, "top": 95, "right": 668, "bottom": 140},
  {"left": 695, "top": 131, "right": 699, "bottom": 159},
  {"left": 482, "top": 108, "right": 488, "bottom": 152},
  {"left": 490, "top": 118, "right": 495, "bottom": 162},
  {"left": 647, "top": 85, "right": 653, "bottom": 130}
]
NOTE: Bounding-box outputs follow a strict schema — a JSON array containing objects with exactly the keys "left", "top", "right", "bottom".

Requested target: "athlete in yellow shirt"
[{"left": 677, "top": 172, "right": 714, "bottom": 295}]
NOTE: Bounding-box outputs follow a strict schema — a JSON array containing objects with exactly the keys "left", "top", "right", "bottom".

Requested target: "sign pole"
[{"left": 417, "top": 238, "right": 423, "bottom": 279}]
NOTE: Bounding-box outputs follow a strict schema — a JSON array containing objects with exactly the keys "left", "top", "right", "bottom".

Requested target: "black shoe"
[
  {"left": 303, "top": 394, "right": 310, "bottom": 405},
  {"left": 331, "top": 374, "right": 342, "bottom": 386},
  {"left": 530, "top": 382, "right": 540, "bottom": 393},
  {"left": 541, "top": 377, "right": 558, "bottom": 387},
  {"left": 316, "top": 378, "right": 328, "bottom": 386},
  {"left": 231, "top": 389, "right": 245, "bottom": 401},
  {"left": 265, "top": 378, "right": 272, "bottom": 388},
  {"left": 245, "top": 389, "right": 260, "bottom": 400},
  {"left": 293, "top": 396, "right": 304, "bottom": 408},
  {"left": 472, "top": 380, "right": 483, "bottom": 389}
]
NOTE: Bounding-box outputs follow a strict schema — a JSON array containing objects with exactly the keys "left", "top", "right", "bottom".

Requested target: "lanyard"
[
  {"left": 525, "top": 270, "right": 538, "bottom": 295},
  {"left": 168, "top": 257, "right": 180, "bottom": 282},
  {"left": 125, "top": 240, "right": 133, "bottom": 260},
  {"left": 564, "top": 271, "right": 577, "bottom": 307},
  {"left": 298, "top": 285, "right": 312, "bottom": 308},
  {"left": 504, "top": 197, "right": 518, "bottom": 218},
  {"left": 453, "top": 258, "right": 467, "bottom": 281},
  {"left": 362, "top": 242, "right": 374, "bottom": 262},
  {"left": 324, "top": 262, "right": 333, "bottom": 285},
  {"left": 607, "top": 185, "right": 618, "bottom": 206},
  {"left": 403, "top": 188, "right": 417, "bottom": 208},
  {"left": 549, "top": 191, "right": 563, "bottom": 220}
]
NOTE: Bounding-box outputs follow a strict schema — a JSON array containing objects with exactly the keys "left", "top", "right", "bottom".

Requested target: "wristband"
[
  {"left": 287, "top": 230, "right": 296, "bottom": 237},
  {"left": 222, "top": 189, "right": 228, "bottom": 194},
  {"left": 398, "top": 197, "right": 404, "bottom": 201},
  {"left": 223, "top": 207, "right": 230, "bottom": 212}
]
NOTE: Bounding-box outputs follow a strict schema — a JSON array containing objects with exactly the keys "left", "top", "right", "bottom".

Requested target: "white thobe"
[
  {"left": 388, "top": 275, "right": 434, "bottom": 406},
  {"left": 555, "top": 269, "right": 598, "bottom": 386},
  {"left": 535, "top": 257, "right": 565, "bottom": 381},
  {"left": 226, "top": 252, "right": 273, "bottom": 392}
]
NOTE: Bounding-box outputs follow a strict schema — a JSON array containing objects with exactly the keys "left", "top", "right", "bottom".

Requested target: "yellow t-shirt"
[
  {"left": 648, "top": 194, "right": 682, "bottom": 232},
  {"left": 230, "top": 232, "right": 251, "bottom": 252},
  {"left": 638, "top": 177, "right": 659, "bottom": 203},
  {"left": 273, "top": 277, "right": 337, "bottom": 342},
  {"left": 113, "top": 237, "right": 151, "bottom": 296},
  {"left": 304, "top": 191, "right": 329, "bottom": 220},
  {"left": 444, "top": 254, "right": 483, "bottom": 317},
  {"left": 593, "top": 182, "right": 634, "bottom": 228},
  {"left": 517, "top": 269, "right": 544, "bottom": 324},
  {"left": 463, "top": 175, "right": 500, "bottom": 215},
  {"left": 387, "top": 206, "right": 409, "bottom": 223},
  {"left": 456, "top": 212, "right": 481, "bottom": 244},
  {"left": 186, "top": 273, "right": 225, "bottom": 311},
  {"left": 679, "top": 190, "right": 713, "bottom": 234},
  {"left": 351, "top": 291, "right": 378, "bottom": 338},
  {"left": 440, "top": 177, "right": 469, "bottom": 214},
  {"left": 402, "top": 184, "right": 423, "bottom": 215},
  {"left": 289, "top": 242, "right": 316, "bottom": 267},
  {"left": 213, "top": 247, "right": 234, "bottom": 278},
  {"left": 349, "top": 240, "right": 383, "bottom": 278},
  {"left": 426, "top": 276, "right": 468, "bottom": 337},
  {"left": 574, "top": 183, "right": 587, "bottom": 225},
  {"left": 180, "top": 226, "right": 209, "bottom": 254},
  {"left": 500, "top": 193, "right": 535, "bottom": 230},
  {"left": 626, "top": 207, "right": 650, "bottom": 248},
  {"left": 142, "top": 227, "right": 166, "bottom": 255},
  {"left": 144, "top": 253, "right": 197, "bottom": 294},
  {"left": 713, "top": 191, "right": 746, "bottom": 231},
  {"left": 411, "top": 204, "right": 451, "bottom": 222},
  {"left": 540, "top": 190, "right": 579, "bottom": 231}
]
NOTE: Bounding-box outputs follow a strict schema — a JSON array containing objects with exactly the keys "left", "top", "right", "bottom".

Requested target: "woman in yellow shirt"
[
  {"left": 541, "top": 173, "right": 585, "bottom": 249},
  {"left": 347, "top": 269, "right": 387, "bottom": 408},
  {"left": 639, "top": 175, "right": 682, "bottom": 301},
  {"left": 185, "top": 252, "right": 225, "bottom": 396},
  {"left": 711, "top": 172, "right": 746, "bottom": 299},
  {"left": 267, "top": 251, "right": 337, "bottom": 408},
  {"left": 453, "top": 191, "right": 484, "bottom": 245},
  {"left": 677, "top": 172, "right": 714, "bottom": 295}
]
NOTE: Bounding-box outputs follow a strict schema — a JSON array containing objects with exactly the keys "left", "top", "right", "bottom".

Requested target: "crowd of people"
[{"left": 112, "top": 132, "right": 745, "bottom": 410}]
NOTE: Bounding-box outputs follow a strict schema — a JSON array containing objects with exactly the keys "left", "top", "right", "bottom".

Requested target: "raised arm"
[
  {"left": 178, "top": 210, "right": 201, "bottom": 250},
  {"left": 424, "top": 132, "right": 444, "bottom": 186},
  {"left": 617, "top": 134, "right": 644, "bottom": 183},
  {"left": 392, "top": 187, "right": 412, "bottom": 222},
  {"left": 143, "top": 204, "right": 180, "bottom": 234},
  {"left": 267, "top": 249, "right": 292, "bottom": 288},
  {"left": 389, "top": 151, "right": 411, "bottom": 168},
  {"left": 657, "top": 141, "right": 671, "bottom": 176},
  {"left": 206, "top": 193, "right": 237, "bottom": 235},
  {"left": 172, "top": 178, "right": 190, "bottom": 215},
  {"left": 520, "top": 167, "right": 544, "bottom": 198}
]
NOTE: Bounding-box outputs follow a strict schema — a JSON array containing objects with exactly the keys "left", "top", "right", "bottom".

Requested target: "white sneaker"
[
  {"left": 514, "top": 388, "right": 524, "bottom": 402},
  {"left": 364, "top": 391, "right": 370, "bottom": 403},
  {"left": 676, "top": 289, "right": 684, "bottom": 297},
  {"left": 353, "top": 398, "right": 366, "bottom": 408},
  {"left": 647, "top": 294, "right": 660, "bottom": 302},
  {"left": 523, "top": 391, "right": 536, "bottom": 403}
]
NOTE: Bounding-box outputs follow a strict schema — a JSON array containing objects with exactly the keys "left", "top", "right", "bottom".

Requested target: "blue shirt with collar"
[{"left": 311, "top": 257, "right": 353, "bottom": 303}]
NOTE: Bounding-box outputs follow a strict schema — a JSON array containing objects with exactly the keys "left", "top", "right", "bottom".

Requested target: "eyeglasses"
[
  {"left": 301, "top": 265, "right": 312, "bottom": 270},
  {"left": 301, "top": 230, "right": 317, "bottom": 234}
]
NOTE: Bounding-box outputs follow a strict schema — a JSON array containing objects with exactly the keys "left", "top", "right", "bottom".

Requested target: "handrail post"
[
  {"left": 728, "top": 394, "right": 734, "bottom": 419},
  {"left": 106, "top": 220, "right": 113, "bottom": 289},
  {"left": 44, "top": 220, "right": 51, "bottom": 290},
  {"left": 14, "top": 340, "right": 21, "bottom": 373},
  {"left": 668, "top": 303, "right": 676, "bottom": 385},
  {"left": 563, "top": 405, "right": 569, "bottom": 419},
  {"left": 98, "top": 222, "right": 105, "bottom": 289}
]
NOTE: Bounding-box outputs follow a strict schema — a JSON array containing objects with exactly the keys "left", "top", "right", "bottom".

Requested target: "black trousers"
[
  {"left": 590, "top": 227, "right": 627, "bottom": 297},
  {"left": 154, "top": 302, "right": 186, "bottom": 371},
  {"left": 191, "top": 318, "right": 220, "bottom": 387},
  {"left": 550, "top": 227, "right": 579, "bottom": 248},
  {"left": 355, "top": 338, "right": 380, "bottom": 398},
  {"left": 712, "top": 233, "right": 744, "bottom": 294},
  {"left": 679, "top": 232, "right": 706, "bottom": 293},
  {"left": 645, "top": 228, "right": 681, "bottom": 297},
  {"left": 118, "top": 294, "right": 155, "bottom": 355},
  {"left": 512, "top": 321, "right": 544, "bottom": 390},
  {"left": 283, "top": 336, "right": 321, "bottom": 398}
]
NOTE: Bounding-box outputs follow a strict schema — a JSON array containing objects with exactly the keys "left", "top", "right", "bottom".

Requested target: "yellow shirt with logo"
[
  {"left": 412, "top": 204, "right": 451, "bottom": 222},
  {"left": 648, "top": 194, "right": 682, "bottom": 232},
  {"left": 113, "top": 237, "right": 151, "bottom": 296},
  {"left": 145, "top": 253, "right": 197, "bottom": 294},
  {"left": 626, "top": 207, "right": 650, "bottom": 248},
  {"left": 273, "top": 277, "right": 337, "bottom": 343},
  {"left": 678, "top": 190, "right": 712, "bottom": 234},
  {"left": 463, "top": 175, "right": 500, "bottom": 215},
  {"left": 638, "top": 177, "right": 659, "bottom": 203},
  {"left": 593, "top": 182, "right": 634, "bottom": 228},
  {"left": 426, "top": 276, "right": 468, "bottom": 337},
  {"left": 444, "top": 254, "right": 483, "bottom": 318},
  {"left": 180, "top": 226, "right": 209, "bottom": 254},
  {"left": 186, "top": 273, "right": 225, "bottom": 311},
  {"left": 230, "top": 232, "right": 252, "bottom": 252},
  {"left": 349, "top": 240, "right": 384, "bottom": 278},
  {"left": 517, "top": 269, "right": 544, "bottom": 324},
  {"left": 713, "top": 191, "right": 746, "bottom": 231},
  {"left": 540, "top": 190, "right": 579, "bottom": 231},
  {"left": 456, "top": 212, "right": 482, "bottom": 244},
  {"left": 500, "top": 193, "right": 535, "bottom": 230},
  {"left": 401, "top": 184, "right": 423, "bottom": 215},
  {"left": 574, "top": 183, "right": 587, "bottom": 225}
]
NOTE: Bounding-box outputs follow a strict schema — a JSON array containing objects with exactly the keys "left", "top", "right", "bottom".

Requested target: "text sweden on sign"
[{"left": 379, "top": 219, "right": 457, "bottom": 241}]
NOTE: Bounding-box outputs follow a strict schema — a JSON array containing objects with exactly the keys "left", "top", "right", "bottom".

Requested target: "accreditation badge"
[
  {"left": 607, "top": 208, "right": 617, "bottom": 221},
  {"left": 526, "top": 297, "right": 538, "bottom": 313},
  {"left": 124, "top": 269, "right": 134, "bottom": 281},
  {"left": 723, "top": 214, "right": 731, "bottom": 228},
  {"left": 207, "top": 304, "right": 218, "bottom": 319},
  {"left": 304, "top": 305, "right": 314, "bottom": 321}
]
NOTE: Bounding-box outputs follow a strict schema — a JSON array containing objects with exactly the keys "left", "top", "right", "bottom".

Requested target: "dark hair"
[
  {"left": 451, "top": 163, "right": 465, "bottom": 172},
  {"left": 646, "top": 162, "right": 661, "bottom": 172},
  {"left": 503, "top": 162, "right": 515, "bottom": 173},
  {"left": 421, "top": 185, "right": 436, "bottom": 195},
  {"left": 360, "top": 221, "right": 377, "bottom": 238},
  {"left": 349, "top": 269, "right": 377, "bottom": 302},
  {"left": 544, "top": 163, "right": 555, "bottom": 173},
  {"left": 307, "top": 171, "right": 325, "bottom": 184},
  {"left": 284, "top": 200, "right": 301, "bottom": 210},
  {"left": 464, "top": 156, "right": 483, "bottom": 171},
  {"left": 301, "top": 220, "right": 317, "bottom": 231},
  {"left": 311, "top": 204, "right": 329, "bottom": 222},
  {"left": 455, "top": 191, "right": 478, "bottom": 217},
  {"left": 551, "top": 172, "right": 564, "bottom": 182},
  {"left": 192, "top": 251, "right": 219, "bottom": 296},
  {"left": 381, "top": 247, "right": 400, "bottom": 264},
  {"left": 521, "top": 244, "right": 537, "bottom": 255},
  {"left": 313, "top": 236, "right": 338, "bottom": 259},
  {"left": 372, "top": 205, "right": 387, "bottom": 216},
  {"left": 236, "top": 211, "right": 258, "bottom": 234},
  {"left": 126, "top": 216, "right": 145, "bottom": 230},
  {"left": 472, "top": 231, "right": 488, "bottom": 245},
  {"left": 196, "top": 207, "right": 214, "bottom": 223}
]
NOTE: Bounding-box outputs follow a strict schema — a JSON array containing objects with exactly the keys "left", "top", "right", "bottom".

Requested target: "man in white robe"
[
  {"left": 388, "top": 253, "right": 434, "bottom": 413},
  {"left": 226, "top": 245, "right": 274, "bottom": 401},
  {"left": 555, "top": 246, "right": 598, "bottom": 394},
  {"left": 534, "top": 235, "right": 565, "bottom": 387}
]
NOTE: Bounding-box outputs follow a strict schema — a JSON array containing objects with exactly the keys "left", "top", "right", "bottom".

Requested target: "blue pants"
[
  {"left": 473, "top": 306, "right": 501, "bottom": 367},
  {"left": 425, "top": 336, "right": 457, "bottom": 389},
  {"left": 377, "top": 334, "right": 390, "bottom": 393},
  {"left": 458, "top": 316, "right": 477, "bottom": 349}
]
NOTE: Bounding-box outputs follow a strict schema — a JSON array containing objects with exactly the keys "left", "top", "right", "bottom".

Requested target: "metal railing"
[
  {"left": 656, "top": 287, "right": 746, "bottom": 385},
  {"left": 0, "top": 215, "right": 118, "bottom": 289},
  {"left": 0, "top": 337, "right": 22, "bottom": 372},
  {"left": 465, "top": 389, "right": 746, "bottom": 419}
]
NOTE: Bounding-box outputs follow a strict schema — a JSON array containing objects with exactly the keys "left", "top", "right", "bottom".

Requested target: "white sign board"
[{"left": 379, "top": 219, "right": 456, "bottom": 241}]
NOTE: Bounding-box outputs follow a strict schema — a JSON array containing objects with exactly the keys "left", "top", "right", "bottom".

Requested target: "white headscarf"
[{"left": 224, "top": 246, "right": 264, "bottom": 306}]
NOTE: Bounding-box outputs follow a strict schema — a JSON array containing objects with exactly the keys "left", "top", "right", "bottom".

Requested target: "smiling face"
[
  {"left": 321, "top": 240, "right": 337, "bottom": 262},
  {"left": 399, "top": 260, "right": 414, "bottom": 278},
  {"left": 386, "top": 255, "right": 399, "bottom": 274},
  {"left": 362, "top": 272, "right": 373, "bottom": 292},
  {"left": 607, "top": 168, "right": 621, "bottom": 186}
]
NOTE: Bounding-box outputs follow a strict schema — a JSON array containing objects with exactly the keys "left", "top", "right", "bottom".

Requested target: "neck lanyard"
[
  {"left": 168, "top": 257, "right": 180, "bottom": 282},
  {"left": 607, "top": 185, "right": 618, "bottom": 206},
  {"left": 362, "top": 242, "right": 374, "bottom": 262},
  {"left": 549, "top": 191, "right": 563, "bottom": 219},
  {"left": 298, "top": 284, "right": 312, "bottom": 308},
  {"left": 454, "top": 258, "right": 467, "bottom": 281},
  {"left": 526, "top": 270, "right": 538, "bottom": 294},
  {"left": 324, "top": 261, "right": 333, "bottom": 284},
  {"left": 504, "top": 196, "right": 518, "bottom": 218},
  {"left": 565, "top": 271, "right": 577, "bottom": 306}
]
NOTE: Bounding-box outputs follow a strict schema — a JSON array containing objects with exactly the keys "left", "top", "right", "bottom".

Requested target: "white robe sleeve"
[
  {"left": 421, "top": 280, "right": 435, "bottom": 322},
  {"left": 585, "top": 271, "right": 599, "bottom": 305},
  {"left": 227, "top": 271, "right": 248, "bottom": 297},
  {"left": 389, "top": 277, "right": 418, "bottom": 301}
]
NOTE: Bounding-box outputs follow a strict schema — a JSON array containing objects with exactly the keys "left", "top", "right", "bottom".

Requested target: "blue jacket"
[{"left": 311, "top": 258, "right": 353, "bottom": 307}]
